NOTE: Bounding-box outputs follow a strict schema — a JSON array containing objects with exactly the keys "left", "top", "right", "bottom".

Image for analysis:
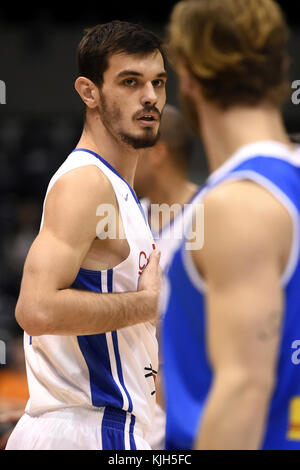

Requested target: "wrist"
[{"left": 136, "top": 289, "right": 158, "bottom": 322}]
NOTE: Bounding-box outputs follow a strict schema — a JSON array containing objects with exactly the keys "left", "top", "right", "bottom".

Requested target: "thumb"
[{"left": 148, "top": 249, "right": 161, "bottom": 266}]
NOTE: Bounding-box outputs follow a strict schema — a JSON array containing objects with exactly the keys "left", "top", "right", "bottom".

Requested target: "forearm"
[
  {"left": 195, "top": 380, "right": 272, "bottom": 450},
  {"left": 17, "top": 288, "right": 156, "bottom": 336}
]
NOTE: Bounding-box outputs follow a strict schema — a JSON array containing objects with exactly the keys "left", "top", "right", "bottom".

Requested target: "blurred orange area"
[{"left": 0, "top": 369, "right": 29, "bottom": 411}]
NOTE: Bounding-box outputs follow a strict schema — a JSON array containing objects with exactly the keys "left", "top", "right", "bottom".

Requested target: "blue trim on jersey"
[
  {"left": 72, "top": 148, "right": 147, "bottom": 223},
  {"left": 163, "top": 153, "right": 300, "bottom": 449},
  {"left": 74, "top": 269, "right": 124, "bottom": 409},
  {"left": 107, "top": 268, "right": 113, "bottom": 293},
  {"left": 112, "top": 331, "right": 133, "bottom": 413},
  {"left": 107, "top": 269, "right": 133, "bottom": 413},
  {"left": 163, "top": 248, "right": 212, "bottom": 450},
  {"left": 129, "top": 415, "right": 137, "bottom": 450}
]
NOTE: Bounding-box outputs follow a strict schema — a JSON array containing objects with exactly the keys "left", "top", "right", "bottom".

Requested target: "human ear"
[{"left": 74, "top": 77, "right": 99, "bottom": 109}]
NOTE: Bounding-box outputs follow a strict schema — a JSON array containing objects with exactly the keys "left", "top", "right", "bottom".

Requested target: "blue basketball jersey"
[{"left": 162, "top": 141, "right": 300, "bottom": 449}]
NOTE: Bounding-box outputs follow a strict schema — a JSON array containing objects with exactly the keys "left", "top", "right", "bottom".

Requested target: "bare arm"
[
  {"left": 192, "top": 180, "right": 292, "bottom": 450},
  {"left": 16, "top": 166, "right": 161, "bottom": 336}
]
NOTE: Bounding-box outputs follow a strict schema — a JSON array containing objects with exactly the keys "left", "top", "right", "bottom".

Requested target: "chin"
[{"left": 120, "top": 129, "right": 160, "bottom": 150}]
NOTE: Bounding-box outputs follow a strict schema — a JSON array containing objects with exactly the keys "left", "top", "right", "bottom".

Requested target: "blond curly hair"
[{"left": 167, "top": 0, "right": 290, "bottom": 109}]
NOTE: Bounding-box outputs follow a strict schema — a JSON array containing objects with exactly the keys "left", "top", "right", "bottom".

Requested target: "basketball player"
[
  {"left": 135, "top": 104, "right": 199, "bottom": 273},
  {"left": 6, "top": 21, "right": 166, "bottom": 450},
  {"left": 135, "top": 104, "right": 199, "bottom": 449},
  {"left": 162, "top": 0, "right": 300, "bottom": 449}
]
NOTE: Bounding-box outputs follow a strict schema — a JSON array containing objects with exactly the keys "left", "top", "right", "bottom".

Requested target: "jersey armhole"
[
  {"left": 210, "top": 171, "right": 300, "bottom": 287},
  {"left": 182, "top": 170, "right": 300, "bottom": 290}
]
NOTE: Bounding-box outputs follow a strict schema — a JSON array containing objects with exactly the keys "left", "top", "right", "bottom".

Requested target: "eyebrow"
[{"left": 116, "top": 70, "right": 168, "bottom": 79}]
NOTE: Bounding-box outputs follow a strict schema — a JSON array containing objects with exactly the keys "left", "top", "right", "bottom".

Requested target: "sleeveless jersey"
[
  {"left": 162, "top": 141, "right": 300, "bottom": 449},
  {"left": 23, "top": 148, "right": 158, "bottom": 434}
]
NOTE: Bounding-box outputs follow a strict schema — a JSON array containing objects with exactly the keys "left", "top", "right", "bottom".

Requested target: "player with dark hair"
[{"left": 6, "top": 21, "right": 166, "bottom": 450}]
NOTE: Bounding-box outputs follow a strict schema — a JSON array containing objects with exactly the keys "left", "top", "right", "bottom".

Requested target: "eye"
[
  {"left": 123, "top": 78, "right": 137, "bottom": 87},
  {"left": 152, "top": 79, "right": 165, "bottom": 88}
]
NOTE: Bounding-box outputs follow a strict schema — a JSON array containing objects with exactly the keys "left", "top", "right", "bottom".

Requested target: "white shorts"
[
  {"left": 145, "top": 403, "right": 166, "bottom": 450},
  {"left": 5, "top": 406, "right": 151, "bottom": 450}
]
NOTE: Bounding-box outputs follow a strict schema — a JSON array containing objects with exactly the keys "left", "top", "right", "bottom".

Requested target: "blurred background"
[{"left": 0, "top": 0, "right": 299, "bottom": 446}]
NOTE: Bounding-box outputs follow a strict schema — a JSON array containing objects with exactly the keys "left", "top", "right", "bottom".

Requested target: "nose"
[{"left": 140, "top": 81, "right": 158, "bottom": 107}]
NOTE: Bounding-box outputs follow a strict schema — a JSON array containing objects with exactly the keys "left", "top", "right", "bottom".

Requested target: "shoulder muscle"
[
  {"left": 199, "top": 179, "right": 292, "bottom": 283},
  {"left": 43, "top": 165, "right": 116, "bottom": 246}
]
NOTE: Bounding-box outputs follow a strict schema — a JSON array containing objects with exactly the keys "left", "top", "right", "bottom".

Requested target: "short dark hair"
[
  {"left": 289, "top": 133, "right": 300, "bottom": 145},
  {"left": 78, "top": 20, "right": 167, "bottom": 87}
]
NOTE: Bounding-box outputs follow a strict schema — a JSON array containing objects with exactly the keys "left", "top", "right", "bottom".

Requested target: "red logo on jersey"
[
  {"left": 138, "top": 245, "right": 156, "bottom": 275},
  {"left": 138, "top": 251, "right": 149, "bottom": 275}
]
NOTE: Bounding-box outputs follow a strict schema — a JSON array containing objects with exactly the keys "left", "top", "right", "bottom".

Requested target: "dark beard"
[
  {"left": 119, "top": 129, "right": 160, "bottom": 149},
  {"left": 99, "top": 93, "right": 160, "bottom": 149}
]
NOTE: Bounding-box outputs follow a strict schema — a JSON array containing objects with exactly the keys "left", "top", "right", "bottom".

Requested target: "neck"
[
  {"left": 148, "top": 169, "right": 198, "bottom": 207},
  {"left": 76, "top": 112, "right": 140, "bottom": 187},
  {"left": 147, "top": 169, "right": 198, "bottom": 233},
  {"left": 198, "top": 100, "right": 293, "bottom": 174}
]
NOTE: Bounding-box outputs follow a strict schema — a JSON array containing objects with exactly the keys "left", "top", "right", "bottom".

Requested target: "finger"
[{"left": 149, "top": 249, "right": 161, "bottom": 266}]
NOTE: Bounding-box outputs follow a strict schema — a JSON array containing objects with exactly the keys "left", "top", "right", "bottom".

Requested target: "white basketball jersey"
[{"left": 24, "top": 148, "right": 158, "bottom": 434}]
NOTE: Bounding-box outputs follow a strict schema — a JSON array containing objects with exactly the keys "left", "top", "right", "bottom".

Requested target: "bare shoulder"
[
  {"left": 46, "top": 164, "right": 116, "bottom": 207},
  {"left": 204, "top": 179, "right": 289, "bottom": 219},
  {"left": 196, "top": 179, "right": 292, "bottom": 277},
  {"left": 42, "top": 165, "right": 117, "bottom": 243},
  {"left": 203, "top": 179, "right": 291, "bottom": 236}
]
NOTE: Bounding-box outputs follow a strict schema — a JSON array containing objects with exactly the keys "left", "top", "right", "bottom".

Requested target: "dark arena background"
[{"left": 0, "top": 0, "right": 299, "bottom": 453}]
